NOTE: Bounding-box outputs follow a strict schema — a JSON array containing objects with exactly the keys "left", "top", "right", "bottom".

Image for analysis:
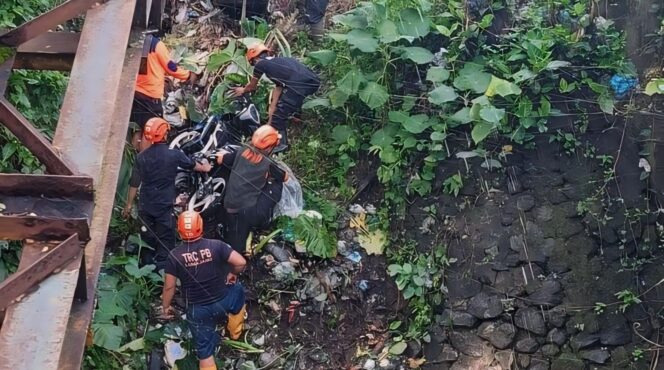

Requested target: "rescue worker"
[
  {"left": 123, "top": 117, "right": 212, "bottom": 268},
  {"left": 162, "top": 210, "right": 247, "bottom": 370},
  {"left": 216, "top": 125, "right": 288, "bottom": 253},
  {"left": 232, "top": 43, "right": 320, "bottom": 152},
  {"left": 130, "top": 35, "right": 197, "bottom": 149}
]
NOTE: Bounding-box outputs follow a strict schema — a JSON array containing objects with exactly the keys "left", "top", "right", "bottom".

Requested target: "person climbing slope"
[
  {"left": 162, "top": 210, "right": 247, "bottom": 370},
  {"left": 216, "top": 125, "right": 288, "bottom": 253},
  {"left": 123, "top": 118, "right": 212, "bottom": 268},
  {"left": 130, "top": 35, "right": 197, "bottom": 149},
  {"left": 232, "top": 43, "right": 320, "bottom": 152}
]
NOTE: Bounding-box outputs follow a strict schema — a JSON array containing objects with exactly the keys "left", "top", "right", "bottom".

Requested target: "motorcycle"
[{"left": 169, "top": 94, "right": 260, "bottom": 155}]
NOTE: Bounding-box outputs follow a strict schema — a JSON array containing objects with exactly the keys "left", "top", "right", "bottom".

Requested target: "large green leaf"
[
  {"left": 398, "top": 8, "right": 430, "bottom": 39},
  {"left": 545, "top": 60, "right": 571, "bottom": 70},
  {"left": 92, "top": 323, "right": 124, "bottom": 351},
  {"left": 472, "top": 122, "right": 494, "bottom": 144},
  {"left": 453, "top": 64, "right": 491, "bottom": 93},
  {"left": 338, "top": 69, "right": 365, "bottom": 95},
  {"left": 378, "top": 20, "right": 399, "bottom": 43},
  {"left": 332, "top": 13, "right": 368, "bottom": 29},
  {"left": 125, "top": 260, "right": 155, "bottom": 278},
  {"left": 360, "top": 82, "right": 389, "bottom": 109},
  {"left": 512, "top": 68, "right": 537, "bottom": 83},
  {"left": 308, "top": 50, "right": 337, "bottom": 65},
  {"left": 479, "top": 105, "right": 505, "bottom": 123},
  {"left": 485, "top": 75, "right": 522, "bottom": 97},
  {"left": 331, "top": 125, "right": 354, "bottom": 144},
  {"left": 302, "top": 98, "right": 330, "bottom": 110},
  {"left": 400, "top": 47, "right": 434, "bottom": 64},
  {"left": 598, "top": 94, "right": 614, "bottom": 114},
  {"left": 428, "top": 85, "right": 458, "bottom": 105},
  {"left": 328, "top": 89, "right": 349, "bottom": 107},
  {"left": 402, "top": 114, "right": 431, "bottom": 134},
  {"left": 426, "top": 67, "right": 450, "bottom": 82},
  {"left": 346, "top": 29, "right": 379, "bottom": 52},
  {"left": 645, "top": 79, "right": 664, "bottom": 96},
  {"left": 450, "top": 107, "right": 473, "bottom": 124},
  {"left": 371, "top": 129, "right": 394, "bottom": 148}
]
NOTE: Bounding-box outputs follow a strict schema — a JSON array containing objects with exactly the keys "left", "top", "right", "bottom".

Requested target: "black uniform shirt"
[
  {"left": 253, "top": 57, "right": 320, "bottom": 98},
  {"left": 130, "top": 143, "right": 195, "bottom": 216},
  {"left": 164, "top": 238, "right": 234, "bottom": 305}
]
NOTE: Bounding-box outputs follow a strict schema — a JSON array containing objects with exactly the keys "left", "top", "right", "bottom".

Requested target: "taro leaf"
[
  {"left": 545, "top": 60, "right": 571, "bottom": 70},
  {"left": 328, "top": 33, "right": 348, "bottom": 42},
  {"left": 125, "top": 261, "right": 155, "bottom": 278},
  {"left": 388, "top": 110, "right": 409, "bottom": 123},
  {"left": 370, "top": 129, "right": 394, "bottom": 148},
  {"left": 358, "top": 229, "right": 387, "bottom": 255},
  {"left": 430, "top": 131, "right": 447, "bottom": 141},
  {"left": 453, "top": 64, "right": 491, "bottom": 93},
  {"left": 455, "top": 151, "right": 479, "bottom": 159},
  {"left": 645, "top": 79, "right": 664, "bottom": 96},
  {"left": 401, "top": 46, "right": 434, "bottom": 64},
  {"left": 398, "top": 8, "right": 430, "bottom": 39},
  {"left": 481, "top": 158, "right": 503, "bottom": 170},
  {"left": 513, "top": 68, "right": 537, "bottom": 83},
  {"left": 308, "top": 50, "right": 337, "bottom": 65},
  {"left": 426, "top": 67, "right": 450, "bottom": 82},
  {"left": 428, "top": 85, "right": 458, "bottom": 105},
  {"left": 360, "top": 82, "right": 389, "bottom": 109},
  {"left": 346, "top": 29, "right": 379, "bottom": 52},
  {"left": 329, "top": 89, "right": 349, "bottom": 107},
  {"left": 402, "top": 114, "right": 431, "bottom": 134},
  {"left": 338, "top": 69, "right": 365, "bottom": 95},
  {"left": 379, "top": 147, "right": 398, "bottom": 163},
  {"left": 479, "top": 105, "right": 505, "bottom": 123},
  {"left": 485, "top": 75, "right": 522, "bottom": 97},
  {"left": 472, "top": 122, "right": 494, "bottom": 144},
  {"left": 401, "top": 95, "right": 418, "bottom": 111},
  {"left": 378, "top": 20, "right": 399, "bottom": 43},
  {"left": 302, "top": 98, "right": 330, "bottom": 110},
  {"left": 598, "top": 94, "right": 614, "bottom": 114},
  {"left": 119, "top": 337, "right": 145, "bottom": 353},
  {"left": 389, "top": 341, "right": 408, "bottom": 355},
  {"left": 450, "top": 107, "right": 473, "bottom": 124},
  {"left": 331, "top": 125, "right": 354, "bottom": 144},
  {"left": 332, "top": 13, "right": 368, "bottom": 29},
  {"left": 92, "top": 323, "right": 124, "bottom": 351}
]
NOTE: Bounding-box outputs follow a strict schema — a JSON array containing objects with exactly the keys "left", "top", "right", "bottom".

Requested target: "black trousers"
[
  {"left": 139, "top": 210, "right": 175, "bottom": 269},
  {"left": 130, "top": 93, "right": 163, "bottom": 129},
  {"left": 222, "top": 183, "right": 282, "bottom": 253}
]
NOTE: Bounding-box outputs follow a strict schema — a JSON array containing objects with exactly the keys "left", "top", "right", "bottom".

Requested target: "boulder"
[
  {"left": 515, "top": 338, "right": 539, "bottom": 354},
  {"left": 515, "top": 308, "right": 547, "bottom": 335},
  {"left": 468, "top": 292, "right": 504, "bottom": 319},
  {"left": 478, "top": 321, "right": 516, "bottom": 349},
  {"left": 440, "top": 310, "right": 478, "bottom": 328}
]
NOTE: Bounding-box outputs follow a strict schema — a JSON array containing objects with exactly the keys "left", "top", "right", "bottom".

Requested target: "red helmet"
[
  {"left": 178, "top": 210, "right": 203, "bottom": 241},
  {"left": 252, "top": 125, "right": 281, "bottom": 150},
  {"left": 246, "top": 43, "right": 269, "bottom": 63},
  {"left": 144, "top": 117, "right": 170, "bottom": 143}
]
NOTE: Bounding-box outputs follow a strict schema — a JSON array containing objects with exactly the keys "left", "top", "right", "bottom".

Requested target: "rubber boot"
[{"left": 226, "top": 304, "right": 247, "bottom": 340}]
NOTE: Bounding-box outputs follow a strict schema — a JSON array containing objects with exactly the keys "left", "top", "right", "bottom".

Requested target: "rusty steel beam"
[
  {"left": 0, "top": 98, "right": 76, "bottom": 175},
  {"left": 0, "top": 0, "right": 99, "bottom": 47},
  {"left": 0, "top": 55, "right": 14, "bottom": 97},
  {"left": 14, "top": 32, "right": 80, "bottom": 71},
  {"left": 58, "top": 33, "right": 144, "bottom": 370},
  {"left": 0, "top": 234, "right": 82, "bottom": 312},
  {"left": 0, "top": 174, "right": 93, "bottom": 199},
  {"left": 0, "top": 0, "right": 139, "bottom": 367},
  {"left": 0, "top": 215, "right": 90, "bottom": 241}
]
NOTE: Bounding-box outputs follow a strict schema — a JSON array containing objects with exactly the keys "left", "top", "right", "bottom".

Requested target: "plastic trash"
[
  {"left": 610, "top": 75, "right": 638, "bottom": 98},
  {"left": 346, "top": 251, "right": 362, "bottom": 263},
  {"left": 273, "top": 161, "right": 304, "bottom": 219},
  {"left": 164, "top": 340, "right": 187, "bottom": 367},
  {"left": 358, "top": 280, "right": 369, "bottom": 291}
]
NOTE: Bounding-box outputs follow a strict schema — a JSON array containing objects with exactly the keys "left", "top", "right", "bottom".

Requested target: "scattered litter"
[
  {"left": 346, "top": 251, "right": 362, "bottom": 263},
  {"left": 265, "top": 243, "right": 290, "bottom": 262},
  {"left": 164, "top": 340, "right": 187, "bottom": 366},
  {"left": 252, "top": 334, "right": 265, "bottom": 347},
  {"left": 639, "top": 158, "right": 651, "bottom": 173},
  {"left": 610, "top": 74, "right": 638, "bottom": 98},
  {"left": 294, "top": 239, "right": 306, "bottom": 253},
  {"left": 364, "top": 359, "right": 376, "bottom": 370},
  {"left": 267, "top": 300, "right": 281, "bottom": 314},
  {"left": 365, "top": 204, "right": 377, "bottom": 214},
  {"left": 359, "top": 280, "right": 369, "bottom": 291},
  {"left": 271, "top": 261, "right": 299, "bottom": 280},
  {"left": 358, "top": 229, "right": 387, "bottom": 255},
  {"left": 349, "top": 204, "right": 366, "bottom": 214},
  {"left": 419, "top": 216, "right": 436, "bottom": 234},
  {"left": 286, "top": 301, "right": 301, "bottom": 323},
  {"left": 0, "top": 203, "right": 5, "bottom": 212},
  {"left": 337, "top": 240, "right": 349, "bottom": 255}
]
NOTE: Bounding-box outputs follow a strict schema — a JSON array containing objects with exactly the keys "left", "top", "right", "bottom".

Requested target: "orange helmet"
[
  {"left": 178, "top": 210, "right": 203, "bottom": 241},
  {"left": 246, "top": 43, "right": 269, "bottom": 63},
  {"left": 144, "top": 117, "right": 170, "bottom": 143},
  {"left": 252, "top": 125, "right": 281, "bottom": 150}
]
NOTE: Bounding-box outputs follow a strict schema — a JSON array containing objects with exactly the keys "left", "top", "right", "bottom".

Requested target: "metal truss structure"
[{"left": 0, "top": 1, "right": 165, "bottom": 368}]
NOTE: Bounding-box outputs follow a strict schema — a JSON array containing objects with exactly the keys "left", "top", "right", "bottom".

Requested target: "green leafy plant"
[
  {"left": 291, "top": 213, "right": 337, "bottom": 259},
  {"left": 615, "top": 289, "right": 642, "bottom": 313},
  {"left": 443, "top": 173, "right": 463, "bottom": 197}
]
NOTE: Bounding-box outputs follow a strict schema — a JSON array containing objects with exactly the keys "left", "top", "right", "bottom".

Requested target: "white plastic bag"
[{"left": 273, "top": 161, "right": 303, "bottom": 218}]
